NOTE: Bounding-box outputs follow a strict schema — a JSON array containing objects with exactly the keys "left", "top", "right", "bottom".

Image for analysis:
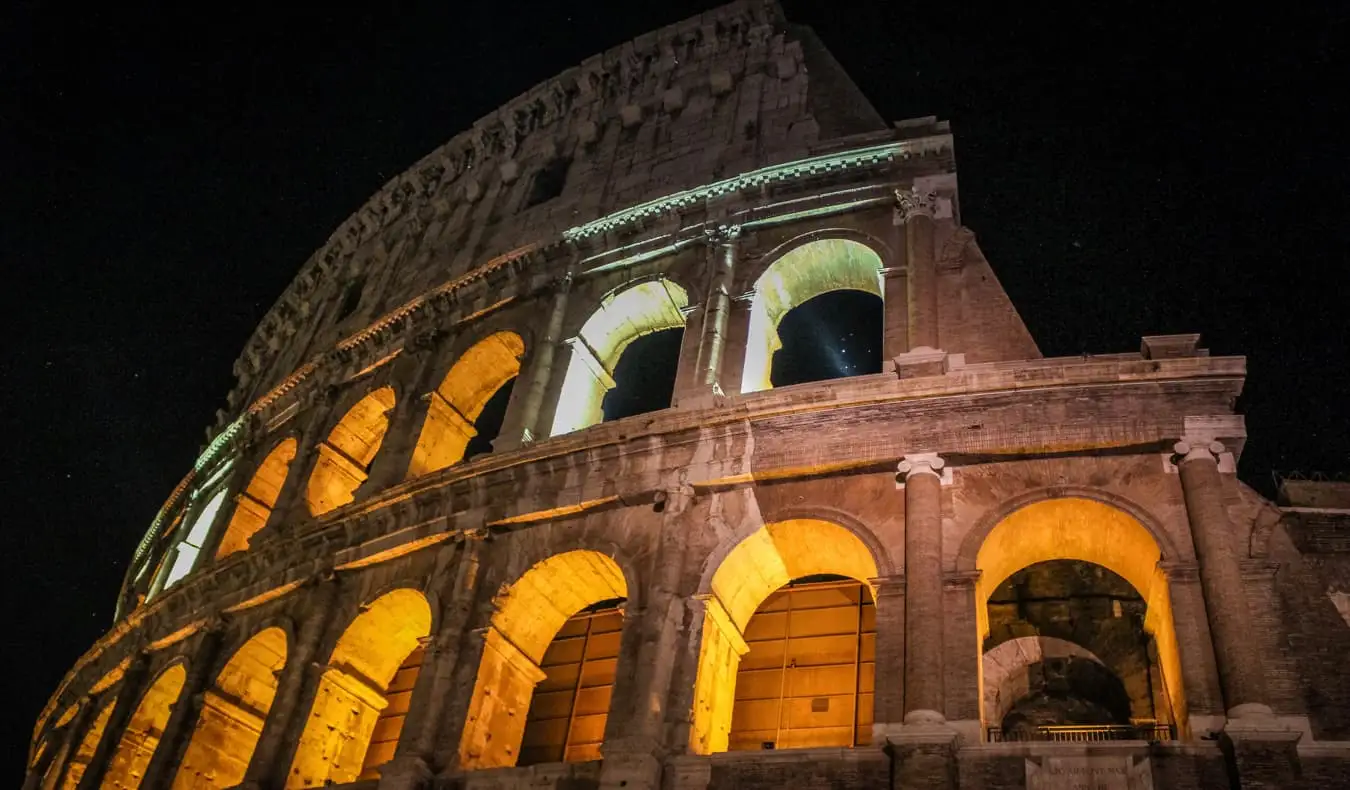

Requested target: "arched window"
[
  {"left": 551, "top": 279, "right": 688, "bottom": 436},
  {"left": 690, "top": 519, "right": 879, "bottom": 755},
  {"left": 459, "top": 551, "right": 628, "bottom": 769},
  {"left": 60, "top": 697, "right": 116, "bottom": 790},
  {"left": 172, "top": 628, "right": 287, "bottom": 788},
  {"left": 159, "top": 490, "right": 229, "bottom": 592},
  {"left": 216, "top": 439, "right": 297, "bottom": 559},
  {"left": 102, "top": 664, "right": 187, "bottom": 789},
  {"left": 407, "top": 331, "right": 524, "bottom": 478},
  {"left": 742, "top": 239, "right": 884, "bottom": 393},
  {"left": 305, "top": 387, "right": 395, "bottom": 517},
  {"left": 286, "top": 589, "right": 431, "bottom": 788}
]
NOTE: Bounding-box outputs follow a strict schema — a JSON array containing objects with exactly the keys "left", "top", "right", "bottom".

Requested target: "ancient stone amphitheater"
[{"left": 26, "top": 2, "right": 1350, "bottom": 789}]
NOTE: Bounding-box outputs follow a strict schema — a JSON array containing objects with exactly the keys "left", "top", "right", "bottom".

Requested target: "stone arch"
[
  {"left": 407, "top": 330, "right": 525, "bottom": 478},
  {"left": 458, "top": 549, "right": 630, "bottom": 769},
  {"left": 286, "top": 588, "right": 432, "bottom": 788},
  {"left": 981, "top": 636, "right": 1106, "bottom": 729},
  {"left": 689, "top": 519, "right": 881, "bottom": 755},
  {"left": 740, "top": 236, "right": 886, "bottom": 393},
  {"left": 102, "top": 662, "right": 188, "bottom": 789},
  {"left": 550, "top": 277, "right": 690, "bottom": 436},
  {"left": 305, "top": 385, "right": 396, "bottom": 517},
  {"left": 171, "top": 627, "right": 288, "bottom": 789},
  {"left": 967, "top": 496, "right": 1189, "bottom": 735},
  {"left": 156, "top": 487, "right": 232, "bottom": 593},
  {"left": 216, "top": 438, "right": 298, "bottom": 559}
]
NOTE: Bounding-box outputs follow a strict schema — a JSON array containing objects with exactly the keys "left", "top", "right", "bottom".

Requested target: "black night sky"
[{"left": 5, "top": 0, "right": 1348, "bottom": 778}]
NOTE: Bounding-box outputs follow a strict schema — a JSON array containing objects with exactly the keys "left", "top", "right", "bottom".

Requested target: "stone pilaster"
[
  {"left": 1173, "top": 439, "right": 1271, "bottom": 719},
  {"left": 379, "top": 536, "right": 484, "bottom": 790},
  {"left": 139, "top": 624, "right": 225, "bottom": 789},
  {"left": 75, "top": 653, "right": 151, "bottom": 790},
  {"left": 243, "top": 575, "right": 340, "bottom": 789},
  {"left": 692, "top": 224, "right": 741, "bottom": 398},
  {"left": 897, "top": 452, "right": 947, "bottom": 727},
  {"left": 497, "top": 272, "right": 572, "bottom": 450},
  {"left": 868, "top": 574, "right": 905, "bottom": 739},
  {"left": 895, "top": 187, "right": 940, "bottom": 353}
]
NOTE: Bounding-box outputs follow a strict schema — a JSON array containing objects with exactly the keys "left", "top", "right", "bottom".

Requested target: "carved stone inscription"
[{"left": 1026, "top": 755, "right": 1153, "bottom": 790}]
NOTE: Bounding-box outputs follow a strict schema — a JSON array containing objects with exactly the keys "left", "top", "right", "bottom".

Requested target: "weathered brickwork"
[{"left": 25, "top": 3, "right": 1350, "bottom": 790}]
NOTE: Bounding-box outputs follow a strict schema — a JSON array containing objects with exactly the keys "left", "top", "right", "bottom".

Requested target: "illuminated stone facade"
[{"left": 25, "top": 2, "right": 1350, "bottom": 788}]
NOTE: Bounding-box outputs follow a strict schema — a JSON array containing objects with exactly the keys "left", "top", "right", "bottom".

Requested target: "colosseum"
[{"left": 24, "top": 2, "right": 1350, "bottom": 789}]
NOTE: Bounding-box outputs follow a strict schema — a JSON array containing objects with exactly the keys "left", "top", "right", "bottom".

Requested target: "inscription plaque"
[{"left": 1025, "top": 755, "right": 1152, "bottom": 790}]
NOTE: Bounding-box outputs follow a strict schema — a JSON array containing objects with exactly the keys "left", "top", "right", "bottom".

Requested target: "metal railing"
[{"left": 987, "top": 724, "right": 1176, "bottom": 743}]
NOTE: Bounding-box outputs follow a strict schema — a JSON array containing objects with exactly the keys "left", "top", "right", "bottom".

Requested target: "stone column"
[
  {"left": 598, "top": 487, "right": 697, "bottom": 790},
  {"left": 881, "top": 267, "right": 909, "bottom": 362},
  {"left": 76, "top": 654, "right": 151, "bottom": 790},
  {"left": 243, "top": 576, "right": 341, "bottom": 789},
  {"left": 941, "top": 571, "right": 982, "bottom": 740},
  {"left": 497, "top": 272, "right": 573, "bottom": 450},
  {"left": 378, "top": 536, "right": 484, "bottom": 790},
  {"left": 1173, "top": 440, "right": 1271, "bottom": 719},
  {"left": 896, "top": 188, "right": 940, "bottom": 352},
  {"left": 139, "top": 625, "right": 225, "bottom": 789},
  {"left": 692, "top": 224, "right": 741, "bottom": 396},
  {"left": 868, "top": 575, "right": 906, "bottom": 740},
  {"left": 898, "top": 453, "right": 947, "bottom": 726}
]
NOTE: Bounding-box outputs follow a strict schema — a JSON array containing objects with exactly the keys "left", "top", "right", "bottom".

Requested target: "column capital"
[
  {"left": 702, "top": 223, "right": 741, "bottom": 245},
  {"left": 1173, "top": 439, "right": 1227, "bottom": 465},
  {"left": 869, "top": 574, "right": 906, "bottom": 596},
  {"left": 894, "top": 186, "right": 939, "bottom": 223},
  {"left": 896, "top": 452, "right": 950, "bottom": 487}
]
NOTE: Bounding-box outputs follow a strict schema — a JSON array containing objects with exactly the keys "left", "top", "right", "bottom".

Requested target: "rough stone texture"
[{"left": 25, "top": 3, "right": 1349, "bottom": 790}]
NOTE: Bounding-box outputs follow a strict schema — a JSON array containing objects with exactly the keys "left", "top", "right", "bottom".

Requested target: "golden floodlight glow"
[
  {"left": 172, "top": 627, "right": 288, "bottom": 789},
  {"left": 406, "top": 331, "right": 524, "bottom": 478},
  {"left": 974, "top": 498, "right": 1187, "bottom": 733},
  {"left": 285, "top": 589, "right": 431, "bottom": 788},
  {"left": 217, "top": 439, "right": 298, "bottom": 558},
  {"left": 690, "top": 520, "right": 879, "bottom": 755},
  {"left": 102, "top": 664, "right": 187, "bottom": 790},
  {"left": 741, "top": 238, "right": 884, "bottom": 394},
  {"left": 305, "top": 387, "right": 396, "bottom": 517},
  {"left": 60, "top": 696, "right": 117, "bottom": 790},
  {"left": 550, "top": 279, "right": 688, "bottom": 436},
  {"left": 459, "top": 550, "right": 628, "bottom": 770}
]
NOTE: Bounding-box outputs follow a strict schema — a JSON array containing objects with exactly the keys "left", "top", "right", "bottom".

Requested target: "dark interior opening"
[
  {"left": 335, "top": 276, "right": 367, "bottom": 321},
  {"left": 602, "top": 327, "right": 683, "bottom": 422},
  {"left": 770, "top": 289, "right": 882, "bottom": 387},
  {"left": 464, "top": 376, "right": 516, "bottom": 459},
  {"left": 525, "top": 158, "right": 572, "bottom": 208}
]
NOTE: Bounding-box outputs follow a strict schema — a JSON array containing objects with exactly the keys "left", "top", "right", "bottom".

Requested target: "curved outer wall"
[{"left": 27, "top": 2, "right": 1350, "bottom": 790}]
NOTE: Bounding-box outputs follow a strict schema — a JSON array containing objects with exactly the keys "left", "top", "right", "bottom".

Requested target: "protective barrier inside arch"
[
  {"left": 973, "top": 498, "right": 1187, "bottom": 734},
  {"left": 159, "top": 490, "right": 230, "bottom": 591},
  {"left": 285, "top": 589, "right": 431, "bottom": 788},
  {"left": 216, "top": 439, "right": 297, "bottom": 559},
  {"left": 407, "top": 331, "right": 524, "bottom": 478},
  {"left": 102, "top": 664, "right": 187, "bottom": 790},
  {"left": 741, "top": 239, "right": 884, "bottom": 394},
  {"left": 171, "top": 627, "right": 288, "bottom": 789},
  {"left": 550, "top": 279, "right": 689, "bottom": 436},
  {"left": 59, "top": 697, "right": 116, "bottom": 790},
  {"left": 727, "top": 577, "right": 875, "bottom": 751},
  {"left": 690, "top": 520, "right": 880, "bottom": 755},
  {"left": 305, "top": 386, "right": 396, "bottom": 517},
  {"left": 459, "top": 550, "right": 628, "bottom": 769}
]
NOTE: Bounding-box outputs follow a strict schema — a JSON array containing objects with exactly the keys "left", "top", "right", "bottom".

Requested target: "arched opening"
[
  {"left": 60, "top": 696, "right": 117, "bottom": 790},
  {"left": 769, "top": 291, "right": 883, "bottom": 387},
  {"left": 690, "top": 520, "right": 879, "bottom": 755},
  {"left": 172, "top": 627, "right": 288, "bottom": 789},
  {"left": 216, "top": 439, "right": 298, "bottom": 559},
  {"left": 601, "top": 327, "right": 683, "bottom": 422},
  {"left": 406, "top": 331, "right": 524, "bottom": 478},
  {"left": 103, "top": 664, "right": 187, "bottom": 789},
  {"left": 159, "top": 490, "right": 230, "bottom": 592},
  {"left": 285, "top": 589, "right": 431, "bottom": 788},
  {"left": 305, "top": 386, "right": 395, "bottom": 516},
  {"left": 459, "top": 550, "right": 628, "bottom": 770},
  {"left": 741, "top": 239, "right": 884, "bottom": 393},
  {"left": 974, "top": 498, "right": 1185, "bottom": 741},
  {"left": 550, "top": 279, "right": 688, "bottom": 436}
]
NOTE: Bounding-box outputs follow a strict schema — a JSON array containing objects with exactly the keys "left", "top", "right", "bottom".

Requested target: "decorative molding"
[{"left": 894, "top": 186, "right": 939, "bottom": 222}]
